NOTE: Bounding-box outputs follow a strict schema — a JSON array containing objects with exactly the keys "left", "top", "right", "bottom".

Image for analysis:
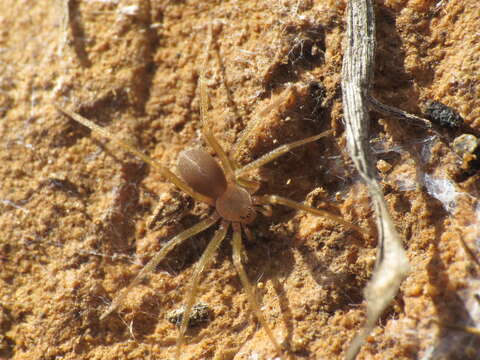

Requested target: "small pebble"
[
  {"left": 425, "top": 100, "right": 463, "bottom": 128},
  {"left": 452, "top": 134, "right": 480, "bottom": 171},
  {"left": 167, "top": 303, "right": 211, "bottom": 328}
]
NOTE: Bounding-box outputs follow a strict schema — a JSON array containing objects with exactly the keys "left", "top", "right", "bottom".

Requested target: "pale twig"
[{"left": 341, "top": 1, "right": 409, "bottom": 359}]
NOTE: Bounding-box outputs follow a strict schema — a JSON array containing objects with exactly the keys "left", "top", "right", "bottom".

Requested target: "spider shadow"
[
  {"left": 240, "top": 216, "right": 298, "bottom": 351},
  {"left": 300, "top": 234, "right": 365, "bottom": 307},
  {"left": 66, "top": 0, "right": 92, "bottom": 67}
]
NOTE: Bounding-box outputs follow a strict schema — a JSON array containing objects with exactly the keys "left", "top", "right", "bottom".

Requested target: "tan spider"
[{"left": 56, "top": 40, "right": 361, "bottom": 360}]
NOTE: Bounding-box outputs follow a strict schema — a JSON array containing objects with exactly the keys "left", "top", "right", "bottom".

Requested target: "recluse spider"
[{"left": 56, "top": 37, "right": 361, "bottom": 360}]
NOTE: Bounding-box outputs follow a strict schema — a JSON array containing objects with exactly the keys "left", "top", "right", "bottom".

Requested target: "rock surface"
[{"left": 0, "top": 0, "right": 479, "bottom": 359}]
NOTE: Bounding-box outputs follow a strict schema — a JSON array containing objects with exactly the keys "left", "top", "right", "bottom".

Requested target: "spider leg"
[
  {"left": 235, "top": 130, "right": 333, "bottom": 177},
  {"left": 100, "top": 214, "right": 220, "bottom": 320},
  {"left": 236, "top": 176, "right": 261, "bottom": 193},
  {"left": 231, "top": 223, "right": 286, "bottom": 360},
  {"left": 175, "top": 220, "right": 230, "bottom": 359},
  {"left": 254, "top": 204, "right": 273, "bottom": 218},
  {"left": 199, "top": 29, "right": 236, "bottom": 181},
  {"left": 56, "top": 106, "right": 215, "bottom": 206},
  {"left": 254, "top": 194, "right": 363, "bottom": 233},
  {"left": 241, "top": 223, "right": 255, "bottom": 243}
]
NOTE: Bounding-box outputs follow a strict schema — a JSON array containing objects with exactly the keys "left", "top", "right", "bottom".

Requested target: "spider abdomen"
[{"left": 178, "top": 148, "right": 227, "bottom": 199}]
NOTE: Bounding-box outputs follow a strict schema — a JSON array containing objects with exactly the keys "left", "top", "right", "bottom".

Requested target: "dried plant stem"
[
  {"left": 366, "top": 94, "right": 433, "bottom": 129},
  {"left": 57, "top": 0, "right": 71, "bottom": 57},
  {"left": 341, "top": 0, "right": 410, "bottom": 359}
]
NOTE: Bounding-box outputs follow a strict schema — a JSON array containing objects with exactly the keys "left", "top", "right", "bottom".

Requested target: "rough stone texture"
[{"left": 0, "top": 0, "right": 479, "bottom": 359}]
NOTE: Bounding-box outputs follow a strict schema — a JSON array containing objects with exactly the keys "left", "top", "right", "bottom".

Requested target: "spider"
[{"left": 56, "top": 44, "right": 361, "bottom": 360}]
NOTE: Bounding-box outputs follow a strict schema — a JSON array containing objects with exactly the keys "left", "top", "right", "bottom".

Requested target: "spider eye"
[{"left": 240, "top": 207, "right": 255, "bottom": 221}]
